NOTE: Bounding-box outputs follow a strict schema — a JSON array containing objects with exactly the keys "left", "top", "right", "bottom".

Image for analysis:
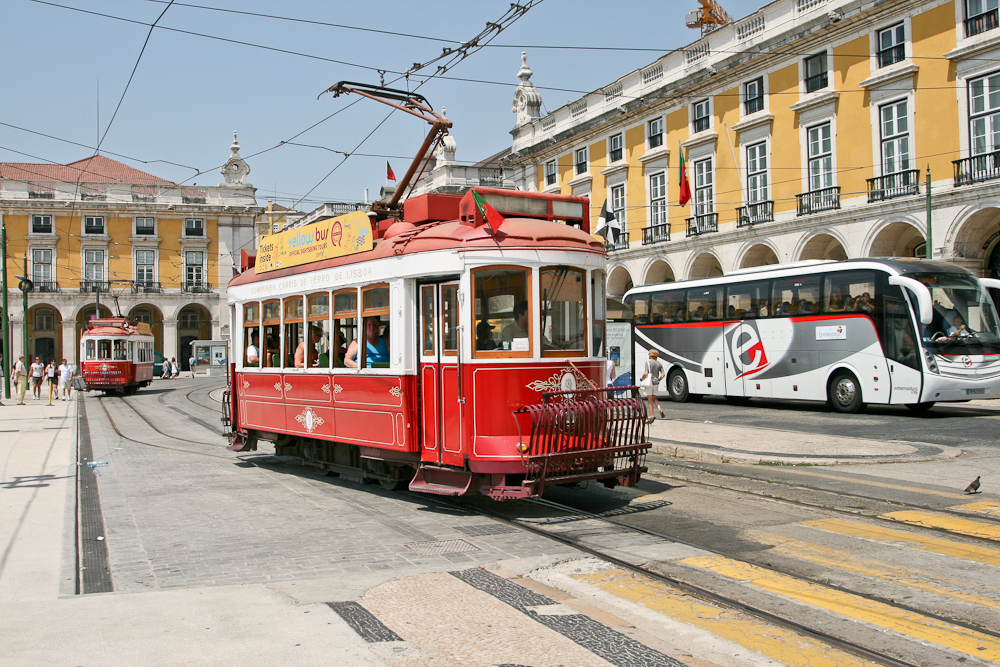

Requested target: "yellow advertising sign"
[
  {"left": 256, "top": 210, "right": 373, "bottom": 273},
  {"left": 135, "top": 322, "right": 152, "bottom": 335}
]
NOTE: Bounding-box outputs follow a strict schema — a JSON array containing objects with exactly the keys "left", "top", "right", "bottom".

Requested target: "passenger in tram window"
[
  {"left": 501, "top": 300, "right": 530, "bottom": 347},
  {"left": 295, "top": 325, "right": 323, "bottom": 368},
  {"left": 345, "top": 317, "right": 389, "bottom": 368},
  {"left": 246, "top": 331, "right": 260, "bottom": 366},
  {"left": 476, "top": 320, "right": 497, "bottom": 350},
  {"left": 263, "top": 330, "right": 279, "bottom": 367}
]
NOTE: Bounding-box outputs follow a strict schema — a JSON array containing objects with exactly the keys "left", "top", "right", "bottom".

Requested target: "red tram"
[
  {"left": 224, "top": 188, "right": 651, "bottom": 499},
  {"left": 79, "top": 317, "right": 156, "bottom": 394}
]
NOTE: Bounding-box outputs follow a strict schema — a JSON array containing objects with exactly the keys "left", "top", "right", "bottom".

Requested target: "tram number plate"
[{"left": 966, "top": 388, "right": 986, "bottom": 395}]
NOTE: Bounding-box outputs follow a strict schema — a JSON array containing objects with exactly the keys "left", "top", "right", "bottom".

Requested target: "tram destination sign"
[{"left": 256, "top": 210, "right": 373, "bottom": 273}]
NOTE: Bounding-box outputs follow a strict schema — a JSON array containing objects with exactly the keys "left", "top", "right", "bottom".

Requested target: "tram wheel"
[
  {"left": 667, "top": 369, "right": 689, "bottom": 403},
  {"left": 906, "top": 401, "right": 935, "bottom": 413},
  {"left": 378, "top": 478, "right": 407, "bottom": 491},
  {"left": 828, "top": 371, "right": 865, "bottom": 414}
]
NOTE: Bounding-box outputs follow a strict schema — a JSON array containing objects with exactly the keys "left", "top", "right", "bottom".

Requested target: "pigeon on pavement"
[{"left": 964, "top": 476, "right": 981, "bottom": 494}]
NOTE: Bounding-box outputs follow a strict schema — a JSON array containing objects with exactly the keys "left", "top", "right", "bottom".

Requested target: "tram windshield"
[{"left": 912, "top": 272, "right": 1000, "bottom": 352}]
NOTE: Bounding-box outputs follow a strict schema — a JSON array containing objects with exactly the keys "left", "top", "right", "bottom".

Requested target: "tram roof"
[{"left": 230, "top": 216, "right": 604, "bottom": 287}]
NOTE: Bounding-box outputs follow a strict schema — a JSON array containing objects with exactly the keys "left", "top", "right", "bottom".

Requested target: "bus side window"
[
  {"left": 632, "top": 296, "right": 650, "bottom": 325},
  {"left": 823, "top": 271, "right": 875, "bottom": 316}
]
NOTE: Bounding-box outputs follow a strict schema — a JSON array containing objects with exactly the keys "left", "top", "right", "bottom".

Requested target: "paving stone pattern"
[{"left": 327, "top": 601, "right": 403, "bottom": 643}]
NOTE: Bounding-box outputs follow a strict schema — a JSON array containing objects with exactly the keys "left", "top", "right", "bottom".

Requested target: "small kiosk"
[{"left": 191, "top": 340, "right": 228, "bottom": 376}]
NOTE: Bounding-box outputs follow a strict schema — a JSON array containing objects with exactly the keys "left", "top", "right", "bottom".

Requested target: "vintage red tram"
[
  {"left": 79, "top": 317, "right": 156, "bottom": 394},
  {"left": 224, "top": 188, "right": 651, "bottom": 500}
]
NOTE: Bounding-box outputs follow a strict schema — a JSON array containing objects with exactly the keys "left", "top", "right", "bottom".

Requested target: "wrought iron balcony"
[
  {"left": 744, "top": 96, "right": 764, "bottom": 115},
  {"left": 34, "top": 280, "right": 59, "bottom": 293},
  {"left": 79, "top": 280, "right": 110, "bottom": 293},
  {"left": 877, "top": 44, "right": 905, "bottom": 68},
  {"left": 604, "top": 232, "right": 630, "bottom": 252},
  {"left": 686, "top": 213, "right": 718, "bottom": 237},
  {"left": 477, "top": 167, "right": 504, "bottom": 188},
  {"left": 692, "top": 116, "right": 710, "bottom": 133},
  {"left": 867, "top": 170, "right": 919, "bottom": 202},
  {"left": 642, "top": 223, "right": 671, "bottom": 245},
  {"left": 737, "top": 200, "right": 774, "bottom": 227},
  {"left": 609, "top": 147, "right": 624, "bottom": 162},
  {"left": 954, "top": 151, "right": 1000, "bottom": 186},
  {"left": 545, "top": 172, "right": 556, "bottom": 186},
  {"left": 966, "top": 9, "right": 999, "bottom": 37},
  {"left": 31, "top": 222, "right": 52, "bottom": 234},
  {"left": 131, "top": 281, "right": 162, "bottom": 294},
  {"left": 135, "top": 225, "right": 156, "bottom": 236},
  {"left": 804, "top": 72, "right": 828, "bottom": 93},
  {"left": 796, "top": 187, "right": 841, "bottom": 215},
  {"left": 84, "top": 224, "right": 105, "bottom": 235},
  {"left": 183, "top": 281, "right": 213, "bottom": 293}
]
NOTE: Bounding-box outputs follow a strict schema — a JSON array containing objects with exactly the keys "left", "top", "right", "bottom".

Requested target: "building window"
[
  {"left": 135, "top": 250, "right": 155, "bottom": 284},
  {"left": 808, "top": 123, "right": 834, "bottom": 191},
  {"left": 84, "top": 216, "right": 104, "bottom": 235},
  {"left": 692, "top": 99, "right": 711, "bottom": 133},
  {"left": 186, "top": 251, "right": 204, "bottom": 285},
  {"left": 184, "top": 218, "right": 204, "bottom": 237},
  {"left": 966, "top": 0, "right": 999, "bottom": 37},
  {"left": 746, "top": 142, "right": 769, "bottom": 203},
  {"left": 649, "top": 172, "right": 666, "bottom": 226},
  {"left": 744, "top": 78, "right": 764, "bottom": 115},
  {"left": 545, "top": 160, "right": 557, "bottom": 186},
  {"left": 85, "top": 250, "right": 104, "bottom": 282},
  {"left": 609, "top": 134, "right": 624, "bottom": 162},
  {"left": 804, "top": 52, "right": 828, "bottom": 93},
  {"left": 877, "top": 24, "right": 905, "bottom": 68},
  {"left": 35, "top": 308, "right": 55, "bottom": 331},
  {"left": 575, "top": 147, "right": 588, "bottom": 175},
  {"left": 647, "top": 118, "right": 663, "bottom": 149},
  {"left": 135, "top": 217, "right": 155, "bottom": 235},
  {"left": 179, "top": 307, "right": 199, "bottom": 329},
  {"left": 694, "top": 159, "right": 714, "bottom": 214},
  {"left": 31, "top": 215, "right": 52, "bottom": 234},
  {"left": 32, "top": 248, "right": 52, "bottom": 285},
  {"left": 880, "top": 100, "right": 910, "bottom": 175},
  {"left": 970, "top": 72, "right": 1000, "bottom": 156},
  {"left": 132, "top": 307, "right": 152, "bottom": 325},
  {"left": 610, "top": 183, "right": 626, "bottom": 225}
]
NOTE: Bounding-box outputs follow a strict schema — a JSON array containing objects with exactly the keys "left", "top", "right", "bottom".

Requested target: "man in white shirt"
[
  {"left": 30, "top": 357, "right": 44, "bottom": 400},
  {"left": 246, "top": 331, "right": 260, "bottom": 366},
  {"left": 57, "top": 359, "right": 74, "bottom": 401},
  {"left": 11, "top": 355, "right": 28, "bottom": 405}
]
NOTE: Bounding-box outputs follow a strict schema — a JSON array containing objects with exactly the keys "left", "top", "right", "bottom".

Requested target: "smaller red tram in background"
[{"left": 79, "top": 317, "right": 155, "bottom": 394}]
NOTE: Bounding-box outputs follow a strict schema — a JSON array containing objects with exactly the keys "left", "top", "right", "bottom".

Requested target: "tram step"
[{"left": 409, "top": 465, "right": 473, "bottom": 496}]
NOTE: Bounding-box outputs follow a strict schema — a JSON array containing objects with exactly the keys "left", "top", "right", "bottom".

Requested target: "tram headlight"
[
  {"left": 923, "top": 348, "right": 939, "bottom": 374},
  {"left": 515, "top": 441, "right": 529, "bottom": 454}
]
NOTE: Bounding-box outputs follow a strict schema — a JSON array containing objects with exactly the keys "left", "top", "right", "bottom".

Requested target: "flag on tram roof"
[
  {"left": 386, "top": 161, "right": 396, "bottom": 182},
  {"left": 471, "top": 188, "right": 506, "bottom": 233},
  {"left": 594, "top": 201, "right": 621, "bottom": 244},
  {"left": 678, "top": 143, "right": 691, "bottom": 206}
]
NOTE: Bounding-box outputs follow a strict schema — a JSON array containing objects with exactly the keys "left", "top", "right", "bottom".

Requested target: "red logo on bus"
[{"left": 729, "top": 322, "right": 769, "bottom": 379}]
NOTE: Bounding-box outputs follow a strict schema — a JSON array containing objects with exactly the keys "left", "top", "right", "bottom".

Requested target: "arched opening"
[
  {"left": 799, "top": 233, "right": 847, "bottom": 261},
  {"left": 689, "top": 253, "right": 724, "bottom": 280},
  {"left": 28, "top": 305, "right": 62, "bottom": 363},
  {"left": 951, "top": 207, "right": 1000, "bottom": 266},
  {"left": 644, "top": 260, "right": 675, "bottom": 285},
  {"left": 177, "top": 304, "right": 212, "bottom": 371},
  {"left": 740, "top": 244, "right": 780, "bottom": 269},
  {"left": 607, "top": 266, "right": 634, "bottom": 320},
  {"left": 129, "top": 304, "right": 164, "bottom": 361},
  {"left": 75, "top": 304, "right": 113, "bottom": 356},
  {"left": 868, "top": 221, "right": 925, "bottom": 258}
]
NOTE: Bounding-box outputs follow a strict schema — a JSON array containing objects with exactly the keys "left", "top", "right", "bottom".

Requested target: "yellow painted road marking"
[
  {"left": 803, "top": 518, "right": 1000, "bottom": 568},
  {"left": 679, "top": 554, "right": 1000, "bottom": 661},
  {"left": 952, "top": 500, "right": 1000, "bottom": 518},
  {"left": 729, "top": 466, "right": 970, "bottom": 499},
  {"left": 753, "top": 531, "right": 1000, "bottom": 610},
  {"left": 880, "top": 511, "right": 1000, "bottom": 542},
  {"left": 572, "top": 568, "right": 880, "bottom": 667}
]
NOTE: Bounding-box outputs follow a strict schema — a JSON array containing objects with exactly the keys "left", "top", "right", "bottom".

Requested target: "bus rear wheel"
[
  {"left": 667, "top": 368, "right": 689, "bottom": 403},
  {"left": 828, "top": 371, "right": 865, "bottom": 413}
]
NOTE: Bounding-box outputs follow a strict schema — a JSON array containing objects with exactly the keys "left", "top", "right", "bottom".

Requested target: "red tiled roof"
[{"left": 0, "top": 154, "right": 174, "bottom": 186}]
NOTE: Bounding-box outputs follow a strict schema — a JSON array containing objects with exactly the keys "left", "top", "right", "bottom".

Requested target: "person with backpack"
[{"left": 640, "top": 348, "right": 666, "bottom": 424}]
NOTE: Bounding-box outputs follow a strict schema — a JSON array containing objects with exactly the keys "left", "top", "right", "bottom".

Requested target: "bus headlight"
[{"left": 923, "top": 349, "right": 939, "bottom": 374}]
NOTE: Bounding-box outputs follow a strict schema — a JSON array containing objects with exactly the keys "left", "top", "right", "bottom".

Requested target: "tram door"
[{"left": 418, "top": 282, "right": 463, "bottom": 467}]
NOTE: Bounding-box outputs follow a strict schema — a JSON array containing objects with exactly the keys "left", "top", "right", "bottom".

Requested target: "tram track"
[{"left": 94, "top": 394, "right": 232, "bottom": 460}]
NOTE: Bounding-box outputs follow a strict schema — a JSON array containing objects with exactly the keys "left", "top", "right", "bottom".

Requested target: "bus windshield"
[{"left": 912, "top": 272, "right": 1000, "bottom": 351}]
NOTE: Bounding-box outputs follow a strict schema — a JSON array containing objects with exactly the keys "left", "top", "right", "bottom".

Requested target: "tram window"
[
  {"left": 261, "top": 300, "right": 280, "bottom": 368},
  {"left": 472, "top": 266, "right": 531, "bottom": 357},
  {"left": 356, "top": 284, "right": 391, "bottom": 369},
  {"left": 285, "top": 297, "right": 304, "bottom": 368},
  {"left": 650, "top": 291, "right": 684, "bottom": 324},
  {"left": 244, "top": 302, "right": 261, "bottom": 368},
  {"left": 113, "top": 340, "right": 127, "bottom": 360},
  {"left": 540, "top": 266, "right": 586, "bottom": 356},
  {"left": 332, "top": 289, "right": 358, "bottom": 369},
  {"left": 98, "top": 340, "right": 111, "bottom": 360},
  {"left": 362, "top": 285, "right": 389, "bottom": 314},
  {"left": 726, "top": 281, "right": 769, "bottom": 319},
  {"left": 420, "top": 286, "right": 435, "bottom": 356},
  {"left": 307, "top": 293, "right": 331, "bottom": 369},
  {"left": 687, "top": 287, "right": 722, "bottom": 321},
  {"left": 592, "top": 270, "right": 606, "bottom": 356},
  {"left": 772, "top": 275, "right": 820, "bottom": 316},
  {"left": 86, "top": 340, "right": 96, "bottom": 360},
  {"left": 823, "top": 271, "right": 876, "bottom": 316},
  {"left": 442, "top": 286, "right": 458, "bottom": 355}
]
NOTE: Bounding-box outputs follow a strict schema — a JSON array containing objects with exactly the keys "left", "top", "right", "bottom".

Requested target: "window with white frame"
[
  {"left": 185, "top": 251, "right": 204, "bottom": 286},
  {"left": 184, "top": 218, "right": 204, "bottom": 237},
  {"left": 877, "top": 24, "right": 905, "bottom": 68},
  {"left": 84, "top": 216, "right": 104, "bottom": 235},
  {"left": 179, "top": 307, "right": 199, "bottom": 329},
  {"left": 84, "top": 250, "right": 104, "bottom": 284},
  {"left": 744, "top": 78, "right": 764, "bottom": 115},
  {"left": 647, "top": 118, "right": 663, "bottom": 149},
  {"left": 135, "top": 217, "right": 155, "bottom": 235},
  {"left": 807, "top": 123, "right": 834, "bottom": 192},
  {"left": 610, "top": 184, "right": 626, "bottom": 225},
  {"left": 880, "top": 100, "right": 910, "bottom": 175},
  {"left": 966, "top": 0, "right": 999, "bottom": 37},
  {"left": 746, "top": 142, "right": 769, "bottom": 203},
  {"left": 649, "top": 172, "right": 666, "bottom": 226},
  {"left": 694, "top": 159, "right": 713, "bottom": 215},
  {"left": 609, "top": 134, "right": 624, "bottom": 162},
  {"left": 31, "top": 215, "right": 52, "bottom": 234},
  {"left": 575, "top": 147, "right": 588, "bottom": 175},
  {"left": 969, "top": 72, "right": 1000, "bottom": 156},
  {"left": 804, "top": 52, "right": 828, "bottom": 93},
  {"left": 31, "top": 248, "right": 52, "bottom": 286},
  {"left": 35, "top": 308, "right": 55, "bottom": 331},
  {"left": 545, "top": 160, "right": 557, "bottom": 186},
  {"left": 692, "top": 99, "right": 711, "bottom": 133},
  {"left": 135, "top": 250, "right": 155, "bottom": 284}
]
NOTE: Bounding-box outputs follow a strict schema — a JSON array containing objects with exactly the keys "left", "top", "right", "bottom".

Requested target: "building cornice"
[
  {"left": 789, "top": 90, "right": 840, "bottom": 114},
  {"left": 567, "top": 173, "right": 593, "bottom": 188},
  {"left": 731, "top": 113, "right": 774, "bottom": 134},
  {"left": 681, "top": 131, "right": 718, "bottom": 151},
  {"left": 637, "top": 147, "right": 670, "bottom": 164},
  {"left": 599, "top": 163, "right": 630, "bottom": 179},
  {"left": 858, "top": 63, "right": 919, "bottom": 89},
  {"left": 945, "top": 32, "right": 1000, "bottom": 61}
]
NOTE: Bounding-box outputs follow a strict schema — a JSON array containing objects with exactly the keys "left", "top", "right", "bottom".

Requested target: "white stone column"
[
  {"left": 62, "top": 321, "right": 78, "bottom": 365},
  {"left": 163, "top": 317, "right": 178, "bottom": 364}
]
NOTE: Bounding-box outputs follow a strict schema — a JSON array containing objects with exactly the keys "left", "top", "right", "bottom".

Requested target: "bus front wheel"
[
  {"left": 668, "top": 369, "right": 689, "bottom": 403},
  {"left": 828, "top": 371, "right": 865, "bottom": 413}
]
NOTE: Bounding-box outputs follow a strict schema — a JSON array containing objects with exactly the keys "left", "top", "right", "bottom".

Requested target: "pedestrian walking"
[
  {"left": 11, "top": 355, "right": 28, "bottom": 405},
  {"left": 30, "top": 356, "right": 44, "bottom": 400},
  {"left": 188, "top": 354, "right": 197, "bottom": 378},
  {"left": 161, "top": 355, "right": 170, "bottom": 379},
  {"left": 45, "top": 360, "right": 57, "bottom": 402},
  {"left": 170, "top": 358, "right": 179, "bottom": 379},
  {"left": 57, "top": 359, "right": 73, "bottom": 400},
  {"left": 639, "top": 349, "right": 666, "bottom": 424}
]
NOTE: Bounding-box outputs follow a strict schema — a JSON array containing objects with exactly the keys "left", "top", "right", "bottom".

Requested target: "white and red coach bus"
[
  {"left": 224, "top": 188, "right": 650, "bottom": 500},
  {"left": 80, "top": 317, "right": 155, "bottom": 394}
]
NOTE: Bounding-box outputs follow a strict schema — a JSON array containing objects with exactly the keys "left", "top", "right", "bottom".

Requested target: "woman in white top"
[{"left": 639, "top": 349, "right": 665, "bottom": 423}]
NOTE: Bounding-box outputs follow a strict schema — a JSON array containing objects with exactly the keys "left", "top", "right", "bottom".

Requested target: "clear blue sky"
[{"left": 2, "top": 0, "right": 764, "bottom": 212}]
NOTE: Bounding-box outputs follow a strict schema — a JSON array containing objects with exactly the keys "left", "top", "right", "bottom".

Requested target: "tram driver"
[
  {"left": 345, "top": 317, "right": 390, "bottom": 368},
  {"left": 246, "top": 331, "right": 260, "bottom": 366},
  {"left": 501, "top": 300, "right": 530, "bottom": 349}
]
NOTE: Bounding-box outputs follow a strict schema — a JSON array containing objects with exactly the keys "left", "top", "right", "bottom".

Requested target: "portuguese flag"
[
  {"left": 471, "top": 189, "right": 506, "bottom": 233},
  {"left": 386, "top": 161, "right": 396, "bottom": 181},
  {"left": 678, "top": 146, "right": 691, "bottom": 206}
]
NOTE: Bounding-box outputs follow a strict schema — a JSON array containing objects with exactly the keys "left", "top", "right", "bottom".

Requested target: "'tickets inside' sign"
[{"left": 256, "top": 210, "right": 373, "bottom": 273}]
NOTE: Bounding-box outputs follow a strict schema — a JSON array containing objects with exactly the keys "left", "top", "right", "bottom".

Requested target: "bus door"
[
  {"left": 883, "top": 289, "right": 923, "bottom": 404},
  {"left": 724, "top": 282, "right": 770, "bottom": 398},
  {"left": 418, "top": 281, "right": 464, "bottom": 467}
]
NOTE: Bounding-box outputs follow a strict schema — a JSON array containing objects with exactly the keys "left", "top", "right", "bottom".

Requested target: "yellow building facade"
[
  {"left": 504, "top": 0, "right": 1000, "bottom": 304},
  {"left": 1, "top": 135, "right": 258, "bottom": 369}
]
